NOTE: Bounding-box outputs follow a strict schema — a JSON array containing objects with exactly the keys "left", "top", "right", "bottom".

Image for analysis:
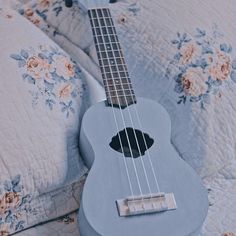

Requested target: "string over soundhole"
[{"left": 109, "top": 128, "right": 154, "bottom": 158}]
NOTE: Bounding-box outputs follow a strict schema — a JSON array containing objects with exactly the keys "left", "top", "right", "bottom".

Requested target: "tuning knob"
[{"left": 65, "top": 0, "right": 73, "bottom": 7}]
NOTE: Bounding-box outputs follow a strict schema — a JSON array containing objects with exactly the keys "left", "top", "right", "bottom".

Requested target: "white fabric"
[
  {"left": 0, "top": 7, "right": 87, "bottom": 235},
  {"left": 1, "top": 1, "right": 236, "bottom": 235}
]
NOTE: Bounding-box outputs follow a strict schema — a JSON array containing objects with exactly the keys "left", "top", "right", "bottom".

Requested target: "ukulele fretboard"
[{"left": 88, "top": 8, "right": 136, "bottom": 108}]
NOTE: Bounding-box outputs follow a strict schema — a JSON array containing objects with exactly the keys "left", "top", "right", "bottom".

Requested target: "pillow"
[
  {"left": 85, "top": 0, "right": 236, "bottom": 179},
  {"left": 0, "top": 6, "right": 87, "bottom": 235},
  {"left": 17, "top": 0, "right": 92, "bottom": 50},
  {"left": 16, "top": 0, "right": 101, "bottom": 81}
]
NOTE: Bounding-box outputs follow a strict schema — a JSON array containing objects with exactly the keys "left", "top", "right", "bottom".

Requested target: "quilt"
[{"left": 1, "top": 0, "right": 236, "bottom": 235}]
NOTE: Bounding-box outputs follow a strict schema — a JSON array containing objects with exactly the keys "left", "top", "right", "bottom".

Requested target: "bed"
[{"left": 0, "top": 0, "right": 236, "bottom": 235}]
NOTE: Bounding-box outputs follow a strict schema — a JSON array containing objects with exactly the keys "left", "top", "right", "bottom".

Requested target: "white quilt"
[{"left": 1, "top": 0, "right": 236, "bottom": 235}]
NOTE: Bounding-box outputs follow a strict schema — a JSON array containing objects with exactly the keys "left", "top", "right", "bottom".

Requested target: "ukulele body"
[{"left": 78, "top": 97, "right": 208, "bottom": 236}]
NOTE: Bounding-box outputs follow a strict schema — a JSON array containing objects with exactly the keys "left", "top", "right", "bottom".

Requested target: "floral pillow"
[
  {"left": 0, "top": 7, "right": 87, "bottom": 235},
  {"left": 14, "top": 0, "right": 102, "bottom": 81},
  {"left": 17, "top": 0, "right": 92, "bottom": 50},
  {"left": 10, "top": 46, "right": 83, "bottom": 116}
]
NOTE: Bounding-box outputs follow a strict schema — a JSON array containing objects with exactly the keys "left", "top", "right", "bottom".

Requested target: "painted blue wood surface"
[{"left": 78, "top": 97, "right": 208, "bottom": 236}]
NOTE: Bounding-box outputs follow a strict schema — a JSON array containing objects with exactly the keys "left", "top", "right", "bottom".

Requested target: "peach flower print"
[
  {"left": 11, "top": 46, "right": 83, "bottom": 117},
  {"left": 181, "top": 67, "right": 208, "bottom": 97},
  {"left": 59, "top": 84, "right": 72, "bottom": 99},
  {"left": 0, "top": 224, "right": 9, "bottom": 236},
  {"left": 24, "top": 8, "right": 34, "bottom": 18},
  {"left": 4, "top": 192, "right": 20, "bottom": 209},
  {"left": 52, "top": 55, "right": 75, "bottom": 79},
  {"left": 38, "top": 0, "right": 51, "bottom": 8},
  {"left": 24, "top": 8, "right": 41, "bottom": 26},
  {"left": 180, "top": 43, "right": 200, "bottom": 64},
  {"left": 170, "top": 27, "right": 236, "bottom": 107},
  {"left": 0, "top": 199, "right": 7, "bottom": 215},
  {"left": 0, "top": 192, "right": 20, "bottom": 215},
  {"left": 27, "top": 56, "right": 51, "bottom": 80},
  {"left": 208, "top": 51, "right": 232, "bottom": 81},
  {"left": 0, "top": 192, "right": 20, "bottom": 214}
]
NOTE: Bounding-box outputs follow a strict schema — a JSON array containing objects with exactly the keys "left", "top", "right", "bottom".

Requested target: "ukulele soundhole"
[{"left": 109, "top": 128, "right": 154, "bottom": 158}]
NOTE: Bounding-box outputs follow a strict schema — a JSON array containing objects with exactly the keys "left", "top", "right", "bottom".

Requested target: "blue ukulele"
[{"left": 76, "top": 1, "right": 209, "bottom": 235}]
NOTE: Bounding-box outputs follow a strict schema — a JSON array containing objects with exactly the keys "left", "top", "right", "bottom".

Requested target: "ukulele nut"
[{"left": 116, "top": 192, "right": 177, "bottom": 217}]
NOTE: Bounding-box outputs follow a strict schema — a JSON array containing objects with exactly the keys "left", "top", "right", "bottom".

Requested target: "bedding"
[
  {"left": 16, "top": 0, "right": 101, "bottom": 81},
  {"left": 103, "top": 1, "right": 236, "bottom": 234},
  {"left": 16, "top": 212, "right": 81, "bottom": 236},
  {"left": 0, "top": 6, "right": 88, "bottom": 235},
  {"left": 1, "top": 0, "right": 236, "bottom": 235}
]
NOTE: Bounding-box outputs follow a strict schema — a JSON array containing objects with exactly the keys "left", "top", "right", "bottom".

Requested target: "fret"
[
  {"left": 90, "top": 18, "right": 113, "bottom": 28},
  {"left": 104, "top": 83, "right": 132, "bottom": 89},
  {"left": 100, "top": 63, "right": 128, "bottom": 70},
  {"left": 97, "top": 49, "right": 121, "bottom": 54},
  {"left": 106, "top": 89, "right": 134, "bottom": 96},
  {"left": 101, "top": 64, "right": 128, "bottom": 70},
  {"left": 94, "top": 34, "right": 118, "bottom": 43},
  {"left": 95, "top": 42, "right": 120, "bottom": 51},
  {"left": 103, "top": 76, "right": 129, "bottom": 82},
  {"left": 95, "top": 42, "right": 120, "bottom": 48},
  {"left": 98, "top": 57, "right": 125, "bottom": 66},
  {"left": 100, "top": 65, "right": 128, "bottom": 73},
  {"left": 104, "top": 83, "right": 132, "bottom": 90},
  {"left": 90, "top": 16, "right": 113, "bottom": 21},
  {"left": 107, "top": 94, "right": 136, "bottom": 99},
  {"left": 103, "top": 80, "right": 131, "bottom": 89},
  {"left": 88, "top": 8, "right": 137, "bottom": 108},
  {"left": 91, "top": 17, "right": 113, "bottom": 28},
  {"left": 104, "top": 84, "right": 132, "bottom": 94},
  {"left": 94, "top": 35, "right": 115, "bottom": 44},
  {"left": 92, "top": 26, "right": 115, "bottom": 35},
  {"left": 90, "top": 17, "right": 113, "bottom": 20},
  {"left": 97, "top": 48, "right": 123, "bottom": 59},
  {"left": 96, "top": 47, "right": 120, "bottom": 58},
  {"left": 98, "top": 57, "right": 125, "bottom": 65},
  {"left": 93, "top": 31, "right": 118, "bottom": 39},
  {"left": 102, "top": 71, "right": 128, "bottom": 79},
  {"left": 106, "top": 92, "right": 135, "bottom": 100},
  {"left": 91, "top": 26, "right": 118, "bottom": 37},
  {"left": 101, "top": 69, "right": 128, "bottom": 75},
  {"left": 104, "top": 17, "right": 113, "bottom": 27},
  {"left": 104, "top": 81, "right": 130, "bottom": 90}
]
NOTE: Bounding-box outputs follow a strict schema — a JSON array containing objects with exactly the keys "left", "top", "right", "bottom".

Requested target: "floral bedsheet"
[
  {"left": 1, "top": 0, "right": 236, "bottom": 235},
  {"left": 16, "top": 212, "right": 81, "bottom": 236},
  {"left": 0, "top": 4, "right": 88, "bottom": 235}
]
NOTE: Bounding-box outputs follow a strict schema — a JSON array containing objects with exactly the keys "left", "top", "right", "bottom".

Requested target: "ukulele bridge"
[{"left": 116, "top": 192, "right": 177, "bottom": 217}]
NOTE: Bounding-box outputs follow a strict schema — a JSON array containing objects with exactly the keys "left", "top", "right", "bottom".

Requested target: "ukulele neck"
[{"left": 88, "top": 8, "right": 137, "bottom": 108}]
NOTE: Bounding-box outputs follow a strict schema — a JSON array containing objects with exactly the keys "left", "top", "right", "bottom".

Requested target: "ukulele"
[{"left": 78, "top": 1, "right": 208, "bottom": 235}]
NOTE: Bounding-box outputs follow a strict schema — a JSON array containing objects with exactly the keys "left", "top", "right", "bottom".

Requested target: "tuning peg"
[{"left": 65, "top": 0, "right": 73, "bottom": 7}]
